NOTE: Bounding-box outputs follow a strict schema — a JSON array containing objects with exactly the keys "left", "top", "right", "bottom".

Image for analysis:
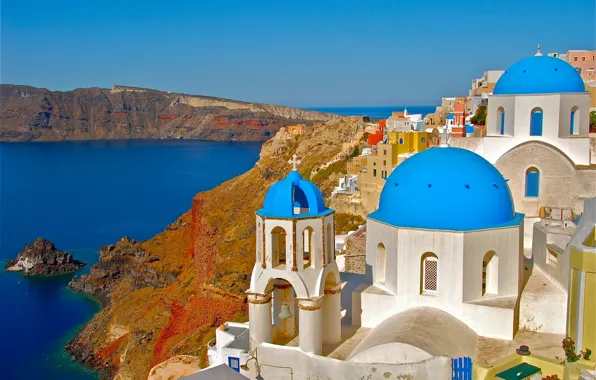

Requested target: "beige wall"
[
  {"left": 495, "top": 141, "right": 596, "bottom": 217},
  {"left": 252, "top": 342, "right": 452, "bottom": 380}
]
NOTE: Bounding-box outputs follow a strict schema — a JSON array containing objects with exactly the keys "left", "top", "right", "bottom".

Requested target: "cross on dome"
[{"left": 288, "top": 154, "right": 301, "bottom": 171}]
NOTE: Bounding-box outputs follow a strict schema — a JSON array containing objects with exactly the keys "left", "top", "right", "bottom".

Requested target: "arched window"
[
  {"left": 497, "top": 107, "right": 505, "bottom": 135},
  {"left": 570, "top": 107, "right": 579, "bottom": 135},
  {"left": 326, "top": 224, "right": 333, "bottom": 262},
  {"left": 421, "top": 252, "right": 438, "bottom": 294},
  {"left": 257, "top": 222, "right": 262, "bottom": 262},
  {"left": 530, "top": 107, "right": 543, "bottom": 136},
  {"left": 399, "top": 138, "right": 404, "bottom": 144},
  {"left": 302, "top": 227, "right": 314, "bottom": 269},
  {"left": 376, "top": 243, "right": 386, "bottom": 284},
  {"left": 482, "top": 251, "right": 498, "bottom": 296},
  {"left": 525, "top": 167, "right": 540, "bottom": 197},
  {"left": 271, "top": 226, "right": 287, "bottom": 268}
]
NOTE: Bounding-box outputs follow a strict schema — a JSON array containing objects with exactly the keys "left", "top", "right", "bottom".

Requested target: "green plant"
[
  {"left": 349, "top": 146, "right": 360, "bottom": 158},
  {"left": 560, "top": 336, "right": 591, "bottom": 362},
  {"left": 590, "top": 111, "right": 596, "bottom": 133},
  {"left": 470, "top": 105, "right": 487, "bottom": 125},
  {"left": 542, "top": 375, "right": 560, "bottom": 380}
]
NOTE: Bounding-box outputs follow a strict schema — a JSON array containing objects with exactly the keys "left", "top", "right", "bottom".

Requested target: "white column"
[
  {"left": 298, "top": 298, "right": 323, "bottom": 355},
  {"left": 248, "top": 293, "right": 272, "bottom": 350},
  {"left": 322, "top": 289, "right": 342, "bottom": 345}
]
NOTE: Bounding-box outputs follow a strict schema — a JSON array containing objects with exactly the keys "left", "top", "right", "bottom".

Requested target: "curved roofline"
[
  {"left": 495, "top": 140, "right": 578, "bottom": 168},
  {"left": 256, "top": 208, "right": 334, "bottom": 219},
  {"left": 367, "top": 212, "right": 524, "bottom": 232},
  {"left": 491, "top": 92, "right": 588, "bottom": 96}
]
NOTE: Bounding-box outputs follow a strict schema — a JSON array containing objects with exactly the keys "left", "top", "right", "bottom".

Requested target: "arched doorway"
[
  {"left": 530, "top": 107, "right": 543, "bottom": 136},
  {"left": 322, "top": 271, "right": 342, "bottom": 346},
  {"left": 268, "top": 278, "right": 298, "bottom": 345},
  {"left": 482, "top": 251, "right": 499, "bottom": 296},
  {"left": 271, "top": 226, "right": 287, "bottom": 269}
]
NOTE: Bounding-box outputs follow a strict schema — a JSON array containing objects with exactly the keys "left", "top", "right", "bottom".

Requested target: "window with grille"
[
  {"left": 423, "top": 257, "right": 438, "bottom": 293},
  {"left": 547, "top": 249, "right": 558, "bottom": 268}
]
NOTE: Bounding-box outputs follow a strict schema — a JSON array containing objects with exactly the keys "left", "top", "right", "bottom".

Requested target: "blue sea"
[
  {"left": 308, "top": 105, "right": 437, "bottom": 119},
  {"left": 0, "top": 140, "right": 262, "bottom": 380}
]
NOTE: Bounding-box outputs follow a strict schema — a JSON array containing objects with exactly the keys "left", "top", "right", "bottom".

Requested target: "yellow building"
[
  {"left": 567, "top": 199, "right": 596, "bottom": 360},
  {"left": 586, "top": 82, "right": 596, "bottom": 109},
  {"left": 359, "top": 131, "right": 428, "bottom": 212}
]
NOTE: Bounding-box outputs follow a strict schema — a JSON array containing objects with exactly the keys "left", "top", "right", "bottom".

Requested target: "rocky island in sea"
[{"left": 5, "top": 237, "right": 85, "bottom": 276}]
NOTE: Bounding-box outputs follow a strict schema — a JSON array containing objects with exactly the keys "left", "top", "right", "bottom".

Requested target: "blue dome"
[
  {"left": 257, "top": 170, "right": 331, "bottom": 218},
  {"left": 368, "top": 147, "right": 523, "bottom": 231},
  {"left": 493, "top": 56, "right": 585, "bottom": 95}
]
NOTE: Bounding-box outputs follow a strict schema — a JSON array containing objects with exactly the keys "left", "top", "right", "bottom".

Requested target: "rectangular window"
[
  {"left": 423, "top": 259, "right": 438, "bottom": 293},
  {"left": 546, "top": 248, "right": 558, "bottom": 268},
  {"left": 383, "top": 149, "right": 387, "bottom": 155},
  {"left": 373, "top": 169, "right": 377, "bottom": 177},
  {"left": 526, "top": 171, "right": 539, "bottom": 197},
  {"left": 228, "top": 357, "right": 240, "bottom": 372},
  {"left": 383, "top": 160, "right": 386, "bottom": 166},
  {"left": 581, "top": 56, "right": 586, "bottom": 61},
  {"left": 574, "top": 57, "right": 578, "bottom": 61}
]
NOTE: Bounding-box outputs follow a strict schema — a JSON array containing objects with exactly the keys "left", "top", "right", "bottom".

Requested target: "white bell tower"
[{"left": 246, "top": 154, "right": 342, "bottom": 355}]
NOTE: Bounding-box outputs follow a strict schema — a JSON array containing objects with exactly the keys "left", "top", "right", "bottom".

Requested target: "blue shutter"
[
  {"left": 530, "top": 111, "right": 543, "bottom": 136},
  {"left": 570, "top": 110, "right": 576, "bottom": 135},
  {"left": 500, "top": 112, "right": 505, "bottom": 135},
  {"left": 526, "top": 171, "right": 539, "bottom": 197}
]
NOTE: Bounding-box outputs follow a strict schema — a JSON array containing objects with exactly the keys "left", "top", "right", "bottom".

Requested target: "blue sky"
[{"left": 1, "top": 0, "right": 594, "bottom": 107}]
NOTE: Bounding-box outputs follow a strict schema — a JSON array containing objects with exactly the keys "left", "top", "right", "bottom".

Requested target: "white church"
[{"left": 185, "top": 53, "right": 596, "bottom": 380}]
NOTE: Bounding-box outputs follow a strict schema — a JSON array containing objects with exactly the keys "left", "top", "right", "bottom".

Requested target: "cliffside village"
[{"left": 151, "top": 47, "right": 596, "bottom": 380}]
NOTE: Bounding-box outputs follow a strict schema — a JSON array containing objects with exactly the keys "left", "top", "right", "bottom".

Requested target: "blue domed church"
[{"left": 357, "top": 145, "right": 525, "bottom": 340}]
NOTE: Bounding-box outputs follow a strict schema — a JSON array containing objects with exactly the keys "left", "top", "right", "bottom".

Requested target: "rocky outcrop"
[
  {"left": 68, "top": 236, "right": 171, "bottom": 305},
  {"left": 5, "top": 237, "right": 85, "bottom": 276},
  {"left": 0, "top": 84, "right": 339, "bottom": 142}
]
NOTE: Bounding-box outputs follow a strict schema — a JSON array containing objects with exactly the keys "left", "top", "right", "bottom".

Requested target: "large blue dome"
[
  {"left": 257, "top": 170, "right": 331, "bottom": 218},
  {"left": 493, "top": 56, "right": 586, "bottom": 95},
  {"left": 368, "top": 147, "right": 523, "bottom": 231}
]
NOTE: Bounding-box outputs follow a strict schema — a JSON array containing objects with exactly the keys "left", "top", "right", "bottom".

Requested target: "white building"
[
  {"left": 332, "top": 174, "right": 358, "bottom": 196},
  {"left": 356, "top": 147, "right": 525, "bottom": 340},
  {"left": 450, "top": 54, "right": 596, "bottom": 219}
]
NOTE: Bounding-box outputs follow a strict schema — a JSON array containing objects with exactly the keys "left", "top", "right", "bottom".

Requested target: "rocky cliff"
[
  {"left": 65, "top": 117, "right": 366, "bottom": 379},
  {"left": 5, "top": 237, "right": 85, "bottom": 275},
  {"left": 0, "top": 84, "right": 339, "bottom": 142}
]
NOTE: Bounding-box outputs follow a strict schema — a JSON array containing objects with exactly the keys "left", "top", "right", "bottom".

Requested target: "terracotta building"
[{"left": 566, "top": 50, "right": 595, "bottom": 82}]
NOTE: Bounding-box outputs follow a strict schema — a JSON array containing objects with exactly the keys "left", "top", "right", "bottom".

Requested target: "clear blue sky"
[{"left": 1, "top": 0, "right": 594, "bottom": 107}]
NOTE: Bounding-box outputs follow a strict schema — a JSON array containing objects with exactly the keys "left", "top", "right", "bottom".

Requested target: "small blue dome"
[
  {"left": 494, "top": 56, "right": 585, "bottom": 95},
  {"left": 368, "top": 147, "right": 523, "bottom": 231},
  {"left": 257, "top": 170, "right": 331, "bottom": 218}
]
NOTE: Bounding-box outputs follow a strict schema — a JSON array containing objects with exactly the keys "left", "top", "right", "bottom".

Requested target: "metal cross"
[{"left": 288, "top": 153, "right": 301, "bottom": 171}]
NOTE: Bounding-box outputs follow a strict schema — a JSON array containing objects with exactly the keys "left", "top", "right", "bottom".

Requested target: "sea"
[
  {"left": 308, "top": 105, "right": 436, "bottom": 119},
  {"left": 0, "top": 139, "right": 262, "bottom": 380},
  {"left": 0, "top": 105, "right": 434, "bottom": 380}
]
